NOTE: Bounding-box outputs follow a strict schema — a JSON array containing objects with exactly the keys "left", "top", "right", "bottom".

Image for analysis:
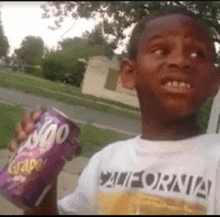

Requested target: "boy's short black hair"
[{"left": 128, "top": 6, "right": 217, "bottom": 62}]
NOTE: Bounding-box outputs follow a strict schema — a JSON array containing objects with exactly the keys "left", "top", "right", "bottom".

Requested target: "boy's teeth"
[
  {"left": 167, "top": 81, "right": 172, "bottom": 86},
  {"left": 172, "top": 81, "right": 178, "bottom": 87},
  {"left": 179, "top": 82, "right": 186, "bottom": 87},
  {"left": 165, "top": 81, "right": 191, "bottom": 88}
]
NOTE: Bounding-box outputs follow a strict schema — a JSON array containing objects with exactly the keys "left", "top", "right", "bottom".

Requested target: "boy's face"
[{"left": 121, "top": 14, "right": 219, "bottom": 119}]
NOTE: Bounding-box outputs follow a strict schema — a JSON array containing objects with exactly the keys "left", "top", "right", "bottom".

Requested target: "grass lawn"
[
  {"left": 0, "top": 103, "right": 132, "bottom": 158},
  {"left": 0, "top": 70, "right": 140, "bottom": 120},
  {"left": 0, "top": 103, "right": 24, "bottom": 150},
  {"left": 79, "top": 124, "right": 132, "bottom": 158}
]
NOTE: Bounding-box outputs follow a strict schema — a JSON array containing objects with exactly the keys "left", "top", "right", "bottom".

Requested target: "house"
[{"left": 81, "top": 55, "right": 140, "bottom": 108}]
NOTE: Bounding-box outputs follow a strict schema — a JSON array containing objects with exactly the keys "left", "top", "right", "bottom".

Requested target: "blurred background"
[{"left": 0, "top": 1, "right": 219, "bottom": 155}]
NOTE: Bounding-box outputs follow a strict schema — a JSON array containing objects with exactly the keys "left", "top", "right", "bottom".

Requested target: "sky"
[
  {"left": 0, "top": 1, "right": 102, "bottom": 56},
  {"left": 0, "top": 1, "right": 219, "bottom": 57}
]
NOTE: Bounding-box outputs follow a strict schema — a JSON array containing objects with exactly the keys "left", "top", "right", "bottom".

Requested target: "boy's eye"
[
  {"left": 153, "top": 49, "right": 169, "bottom": 56},
  {"left": 190, "top": 51, "right": 206, "bottom": 58}
]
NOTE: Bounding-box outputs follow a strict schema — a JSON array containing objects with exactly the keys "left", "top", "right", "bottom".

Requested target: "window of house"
[{"left": 104, "top": 68, "right": 118, "bottom": 91}]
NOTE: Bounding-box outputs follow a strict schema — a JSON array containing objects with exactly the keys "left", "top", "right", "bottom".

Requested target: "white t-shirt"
[{"left": 57, "top": 134, "right": 220, "bottom": 215}]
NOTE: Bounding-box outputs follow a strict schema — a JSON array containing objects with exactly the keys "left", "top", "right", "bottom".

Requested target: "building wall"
[{"left": 81, "top": 56, "right": 140, "bottom": 108}]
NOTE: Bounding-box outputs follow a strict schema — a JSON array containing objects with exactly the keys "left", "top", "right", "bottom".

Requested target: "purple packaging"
[{"left": 0, "top": 107, "right": 81, "bottom": 210}]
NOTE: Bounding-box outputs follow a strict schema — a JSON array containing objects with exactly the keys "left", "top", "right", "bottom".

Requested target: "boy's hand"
[
  {"left": 8, "top": 108, "right": 44, "bottom": 152},
  {"left": 7, "top": 107, "right": 59, "bottom": 215}
]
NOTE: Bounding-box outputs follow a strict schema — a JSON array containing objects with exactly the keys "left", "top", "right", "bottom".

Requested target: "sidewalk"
[{"left": 0, "top": 149, "right": 89, "bottom": 215}]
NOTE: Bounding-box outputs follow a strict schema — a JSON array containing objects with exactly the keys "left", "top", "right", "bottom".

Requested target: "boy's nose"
[{"left": 167, "top": 49, "right": 191, "bottom": 70}]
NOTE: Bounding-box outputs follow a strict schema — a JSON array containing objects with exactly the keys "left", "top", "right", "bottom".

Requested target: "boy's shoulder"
[
  {"left": 197, "top": 133, "right": 220, "bottom": 145},
  {"left": 90, "top": 134, "right": 220, "bottom": 161},
  {"left": 194, "top": 133, "right": 220, "bottom": 155},
  {"left": 95, "top": 133, "right": 220, "bottom": 153}
]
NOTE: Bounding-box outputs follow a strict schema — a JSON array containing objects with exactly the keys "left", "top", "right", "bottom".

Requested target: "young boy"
[{"left": 8, "top": 7, "right": 220, "bottom": 215}]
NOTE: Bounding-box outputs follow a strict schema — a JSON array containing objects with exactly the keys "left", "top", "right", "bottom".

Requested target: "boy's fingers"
[
  {"left": 10, "top": 107, "right": 44, "bottom": 153},
  {"left": 24, "top": 109, "right": 44, "bottom": 133},
  {"left": 16, "top": 130, "right": 28, "bottom": 144},
  {"left": 31, "top": 106, "right": 46, "bottom": 122},
  {"left": 14, "top": 122, "right": 23, "bottom": 138},
  {"left": 24, "top": 121, "right": 35, "bottom": 134},
  {"left": 8, "top": 139, "right": 18, "bottom": 152},
  {"left": 21, "top": 111, "right": 36, "bottom": 132},
  {"left": 21, "top": 111, "right": 32, "bottom": 128},
  {"left": 14, "top": 122, "right": 27, "bottom": 143},
  {"left": 32, "top": 111, "right": 43, "bottom": 123}
]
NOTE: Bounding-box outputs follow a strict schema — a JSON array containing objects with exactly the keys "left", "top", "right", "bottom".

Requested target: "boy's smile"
[{"left": 133, "top": 14, "right": 218, "bottom": 119}]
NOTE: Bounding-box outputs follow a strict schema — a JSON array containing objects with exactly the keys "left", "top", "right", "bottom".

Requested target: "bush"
[
  {"left": 24, "top": 65, "right": 44, "bottom": 78},
  {"left": 41, "top": 58, "right": 65, "bottom": 81},
  {"left": 196, "top": 100, "right": 213, "bottom": 133},
  {"left": 41, "top": 52, "right": 86, "bottom": 87},
  {"left": 12, "top": 65, "right": 21, "bottom": 72},
  {"left": 63, "top": 61, "right": 85, "bottom": 87}
]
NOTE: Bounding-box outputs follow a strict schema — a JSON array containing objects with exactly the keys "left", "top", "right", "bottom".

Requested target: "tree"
[
  {"left": 41, "top": 1, "right": 220, "bottom": 61},
  {"left": 82, "top": 23, "right": 115, "bottom": 59},
  {"left": 58, "top": 36, "right": 87, "bottom": 50},
  {"left": 58, "top": 36, "right": 108, "bottom": 58},
  {"left": 0, "top": 22, "right": 9, "bottom": 59},
  {"left": 15, "top": 36, "right": 45, "bottom": 66},
  {"left": 58, "top": 26, "right": 115, "bottom": 59},
  {"left": 41, "top": 30, "right": 116, "bottom": 86},
  {"left": 42, "top": 34, "right": 113, "bottom": 86},
  {"left": 4, "top": 54, "right": 21, "bottom": 71}
]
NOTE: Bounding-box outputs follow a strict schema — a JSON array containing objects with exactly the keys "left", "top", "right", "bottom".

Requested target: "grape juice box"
[{"left": 0, "top": 107, "right": 81, "bottom": 210}]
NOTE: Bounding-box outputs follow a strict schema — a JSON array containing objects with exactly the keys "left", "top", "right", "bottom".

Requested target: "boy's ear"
[
  {"left": 208, "top": 67, "right": 220, "bottom": 100},
  {"left": 119, "top": 60, "right": 136, "bottom": 90}
]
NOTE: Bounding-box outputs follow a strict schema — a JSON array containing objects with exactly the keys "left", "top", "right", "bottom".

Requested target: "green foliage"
[
  {"left": 41, "top": 54, "right": 64, "bottom": 81},
  {"left": 196, "top": 100, "right": 213, "bottom": 133},
  {"left": 24, "top": 66, "right": 34, "bottom": 74},
  {"left": 41, "top": 49, "right": 86, "bottom": 87},
  {"left": 0, "top": 23, "right": 9, "bottom": 59},
  {"left": 0, "top": 103, "right": 24, "bottom": 149},
  {"left": 15, "top": 36, "right": 45, "bottom": 66},
  {"left": 41, "top": 34, "right": 115, "bottom": 86},
  {"left": 83, "top": 24, "right": 115, "bottom": 59},
  {"left": 24, "top": 65, "right": 44, "bottom": 78},
  {"left": 41, "top": 1, "right": 220, "bottom": 59},
  {"left": 2, "top": 54, "right": 20, "bottom": 71},
  {"left": 58, "top": 36, "right": 87, "bottom": 50},
  {"left": 64, "top": 60, "right": 85, "bottom": 87},
  {"left": 59, "top": 36, "right": 111, "bottom": 59},
  {"left": 79, "top": 124, "right": 132, "bottom": 158}
]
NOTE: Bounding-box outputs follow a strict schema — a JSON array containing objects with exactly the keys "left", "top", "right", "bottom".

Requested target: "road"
[{"left": 0, "top": 87, "right": 141, "bottom": 136}]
